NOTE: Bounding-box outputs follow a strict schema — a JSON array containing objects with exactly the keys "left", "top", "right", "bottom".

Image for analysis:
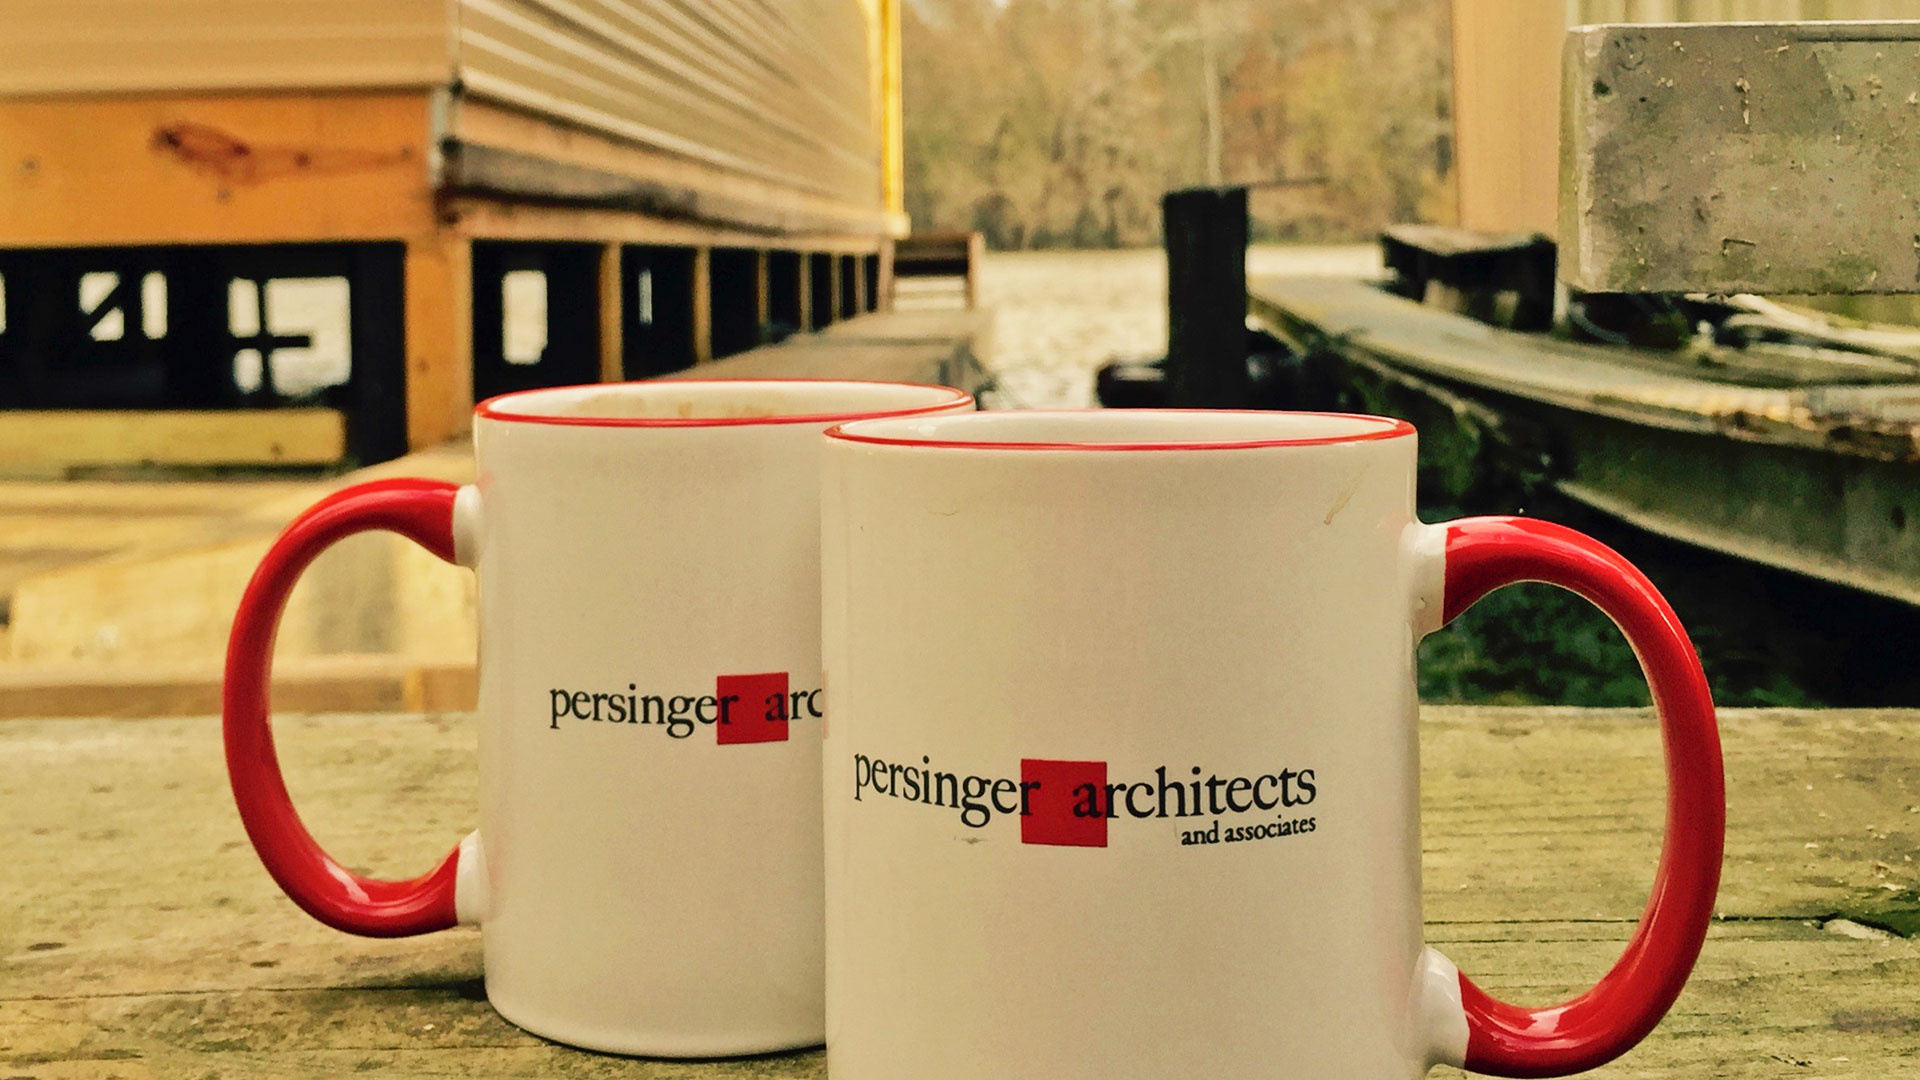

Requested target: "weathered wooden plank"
[
  {"left": 403, "top": 236, "right": 474, "bottom": 450},
  {"left": 0, "top": 657, "right": 476, "bottom": 719},
  {"left": 690, "top": 246, "right": 713, "bottom": 366},
  {"left": 446, "top": 101, "right": 902, "bottom": 241},
  {"left": 441, "top": 144, "right": 894, "bottom": 239},
  {"left": 0, "top": 410, "right": 345, "bottom": 471},
  {"left": 0, "top": 0, "right": 450, "bottom": 97},
  {"left": 1448, "top": 0, "right": 1563, "bottom": 234},
  {"left": 1247, "top": 275, "right": 1920, "bottom": 457},
  {"left": 664, "top": 341, "right": 969, "bottom": 390},
  {"left": 1419, "top": 708, "right": 1920, "bottom": 928},
  {"left": 4, "top": 709, "right": 1919, "bottom": 1076},
  {"left": 818, "top": 306, "right": 994, "bottom": 361},
  {"left": 0, "top": 93, "right": 438, "bottom": 248},
  {"left": 599, "top": 242, "right": 625, "bottom": 383}
]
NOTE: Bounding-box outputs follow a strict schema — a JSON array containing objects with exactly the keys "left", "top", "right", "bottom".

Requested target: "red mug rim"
[
  {"left": 823, "top": 409, "right": 1415, "bottom": 451},
  {"left": 473, "top": 378, "right": 975, "bottom": 428}
]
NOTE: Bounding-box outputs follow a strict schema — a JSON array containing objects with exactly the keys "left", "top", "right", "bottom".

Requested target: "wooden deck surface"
[
  {"left": 0, "top": 307, "right": 993, "bottom": 674},
  {"left": 1248, "top": 275, "right": 1920, "bottom": 458},
  {"left": 5, "top": 707, "right": 1918, "bottom": 1077}
]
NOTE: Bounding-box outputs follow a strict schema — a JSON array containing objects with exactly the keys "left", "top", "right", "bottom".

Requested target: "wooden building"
[
  {"left": 1450, "top": 0, "right": 1909, "bottom": 235},
  {"left": 0, "top": 0, "right": 906, "bottom": 467}
]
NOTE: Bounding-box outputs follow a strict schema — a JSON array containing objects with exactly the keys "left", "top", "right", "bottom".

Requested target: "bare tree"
[{"left": 902, "top": 0, "right": 1452, "bottom": 247}]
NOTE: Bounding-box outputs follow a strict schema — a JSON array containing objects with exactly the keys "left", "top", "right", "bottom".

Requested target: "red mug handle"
[
  {"left": 223, "top": 478, "right": 475, "bottom": 937},
  {"left": 1433, "top": 517, "right": 1724, "bottom": 1076}
]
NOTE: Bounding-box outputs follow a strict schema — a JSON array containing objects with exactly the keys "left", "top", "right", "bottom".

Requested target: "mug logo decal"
[
  {"left": 547, "top": 673, "right": 824, "bottom": 744},
  {"left": 1021, "top": 759, "right": 1108, "bottom": 847},
  {"left": 852, "top": 753, "right": 1316, "bottom": 849}
]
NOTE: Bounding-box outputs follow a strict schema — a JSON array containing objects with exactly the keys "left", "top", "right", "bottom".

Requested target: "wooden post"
[
  {"left": 598, "top": 242, "right": 624, "bottom": 382},
  {"left": 403, "top": 234, "right": 472, "bottom": 449},
  {"left": 1449, "top": 0, "right": 1563, "bottom": 233},
  {"left": 880, "top": 0, "right": 906, "bottom": 220},
  {"left": 797, "top": 253, "right": 814, "bottom": 332},
  {"left": 964, "top": 232, "right": 984, "bottom": 310},
  {"left": 754, "top": 249, "right": 771, "bottom": 340},
  {"left": 877, "top": 241, "right": 896, "bottom": 312},
  {"left": 852, "top": 252, "right": 869, "bottom": 317},
  {"left": 691, "top": 246, "right": 713, "bottom": 365},
  {"left": 828, "top": 255, "right": 844, "bottom": 326},
  {"left": 1162, "top": 187, "right": 1249, "bottom": 409}
]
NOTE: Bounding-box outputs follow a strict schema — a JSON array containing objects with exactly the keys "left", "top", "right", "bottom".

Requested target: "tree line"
[{"left": 901, "top": 0, "right": 1455, "bottom": 249}]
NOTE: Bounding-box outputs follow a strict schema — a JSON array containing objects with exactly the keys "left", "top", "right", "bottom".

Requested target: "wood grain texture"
[
  {"left": 599, "top": 243, "right": 625, "bottom": 384},
  {"left": 0, "top": 93, "right": 438, "bottom": 248},
  {"left": 403, "top": 236, "right": 475, "bottom": 451},
  {"left": 0, "top": 410, "right": 344, "bottom": 471},
  {"left": 1447, "top": 0, "right": 1563, "bottom": 234},
  {"left": 0, "top": 0, "right": 450, "bottom": 97},
  {"left": 0, "top": 656, "right": 475, "bottom": 719},
  {"left": 4, "top": 708, "right": 1919, "bottom": 1076}
]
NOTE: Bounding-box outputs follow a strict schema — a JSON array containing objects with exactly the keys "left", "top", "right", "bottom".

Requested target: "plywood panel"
[
  {"left": 0, "top": 0, "right": 451, "bottom": 96},
  {"left": 0, "top": 93, "right": 438, "bottom": 247}
]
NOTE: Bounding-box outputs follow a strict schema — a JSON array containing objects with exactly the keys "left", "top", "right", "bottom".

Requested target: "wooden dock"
[
  {"left": 4, "top": 706, "right": 1917, "bottom": 1077},
  {"left": 0, "top": 1, "right": 913, "bottom": 470},
  {"left": 1248, "top": 275, "right": 1920, "bottom": 611},
  {"left": 0, "top": 307, "right": 990, "bottom": 703}
]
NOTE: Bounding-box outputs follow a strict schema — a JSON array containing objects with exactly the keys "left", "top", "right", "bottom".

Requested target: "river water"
[{"left": 970, "top": 245, "right": 1382, "bottom": 409}]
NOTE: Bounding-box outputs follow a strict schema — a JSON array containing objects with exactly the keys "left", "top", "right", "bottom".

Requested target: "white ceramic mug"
[
  {"left": 223, "top": 379, "right": 972, "bottom": 1056},
  {"left": 820, "top": 409, "right": 1723, "bottom": 1079}
]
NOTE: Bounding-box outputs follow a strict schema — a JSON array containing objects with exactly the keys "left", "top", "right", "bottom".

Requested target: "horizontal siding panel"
[
  {"left": 455, "top": 0, "right": 881, "bottom": 208},
  {"left": 460, "top": 2, "right": 803, "bottom": 168},
  {"left": 568, "top": 0, "right": 872, "bottom": 154},
  {"left": 0, "top": 0, "right": 450, "bottom": 96}
]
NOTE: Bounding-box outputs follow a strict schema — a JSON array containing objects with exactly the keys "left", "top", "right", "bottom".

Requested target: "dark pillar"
[
  {"left": 622, "top": 246, "right": 699, "bottom": 377},
  {"left": 709, "top": 247, "right": 762, "bottom": 358},
  {"left": 1163, "top": 187, "right": 1250, "bottom": 409}
]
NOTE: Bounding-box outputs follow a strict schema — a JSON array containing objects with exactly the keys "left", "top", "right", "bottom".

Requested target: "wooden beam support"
[
  {"left": 598, "top": 242, "right": 624, "bottom": 382},
  {"left": 0, "top": 410, "right": 345, "bottom": 471},
  {"left": 797, "top": 252, "right": 814, "bottom": 333},
  {"left": 878, "top": 241, "right": 896, "bottom": 312},
  {"left": 691, "top": 246, "right": 713, "bottom": 366},
  {"left": 964, "top": 232, "right": 984, "bottom": 310},
  {"left": 828, "top": 254, "right": 845, "bottom": 326},
  {"left": 404, "top": 235, "right": 473, "bottom": 449},
  {"left": 1448, "top": 0, "right": 1562, "bottom": 234},
  {"left": 0, "top": 93, "right": 437, "bottom": 248},
  {"left": 754, "top": 249, "right": 772, "bottom": 334},
  {"left": 446, "top": 198, "right": 884, "bottom": 254}
]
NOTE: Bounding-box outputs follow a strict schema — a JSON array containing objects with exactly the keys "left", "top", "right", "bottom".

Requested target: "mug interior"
[
  {"left": 826, "top": 409, "right": 1411, "bottom": 449},
  {"left": 477, "top": 379, "right": 972, "bottom": 426}
]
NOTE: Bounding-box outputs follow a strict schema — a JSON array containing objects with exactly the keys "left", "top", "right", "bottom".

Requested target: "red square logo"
[
  {"left": 1021, "top": 758, "right": 1108, "bottom": 847},
  {"left": 715, "top": 672, "right": 790, "bottom": 745}
]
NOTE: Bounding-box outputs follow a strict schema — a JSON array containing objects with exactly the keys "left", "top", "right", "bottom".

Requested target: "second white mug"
[{"left": 819, "top": 409, "right": 1722, "bottom": 1079}]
